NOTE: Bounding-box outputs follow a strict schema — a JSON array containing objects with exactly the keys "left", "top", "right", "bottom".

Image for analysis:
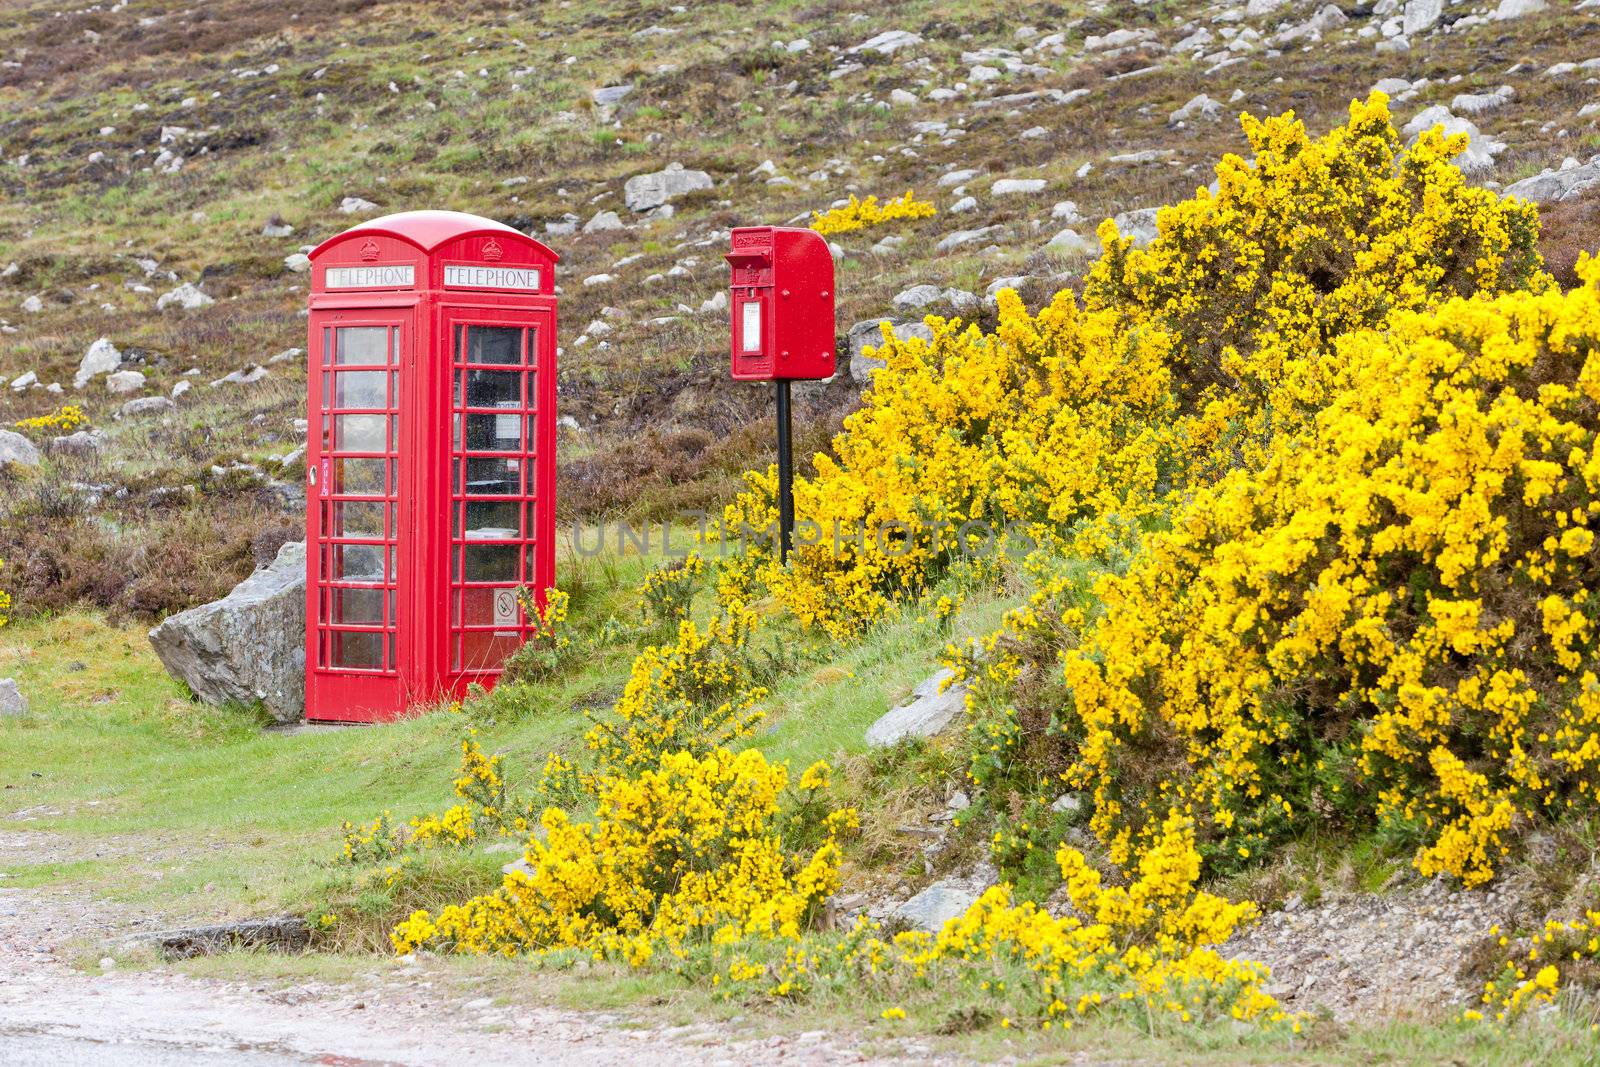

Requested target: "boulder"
[
  {"left": 1045, "top": 228, "right": 1096, "bottom": 256},
  {"left": 1170, "top": 93, "right": 1222, "bottom": 125},
  {"left": 0, "top": 429, "right": 41, "bottom": 469},
  {"left": 119, "top": 396, "right": 176, "bottom": 418},
  {"left": 583, "top": 210, "right": 624, "bottom": 233},
  {"left": 848, "top": 319, "right": 934, "bottom": 383},
  {"left": 891, "top": 284, "right": 943, "bottom": 311},
  {"left": 1402, "top": 106, "right": 1504, "bottom": 174},
  {"left": 148, "top": 541, "right": 307, "bottom": 722},
  {"left": 156, "top": 282, "right": 214, "bottom": 311},
  {"left": 49, "top": 430, "right": 104, "bottom": 456},
  {"left": 866, "top": 668, "right": 967, "bottom": 747},
  {"left": 339, "top": 196, "right": 379, "bottom": 214},
  {"left": 849, "top": 29, "right": 922, "bottom": 55},
  {"left": 1113, "top": 207, "right": 1161, "bottom": 248},
  {"left": 284, "top": 253, "right": 311, "bottom": 273},
  {"left": 1491, "top": 0, "right": 1546, "bottom": 17},
  {"left": 106, "top": 369, "right": 146, "bottom": 394},
  {"left": 990, "top": 178, "right": 1046, "bottom": 196},
  {"left": 1402, "top": 0, "right": 1442, "bottom": 35},
  {"left": 74, "top": 337, "right": 122, "bottom": 389},
  {"left": 10, "top": 371, "right": 37, "bottom": 392},
  {"left": 623, "top": 162, "right": 713, "bottom": 213},
  {"left": 892, "top": 881, "right": 978, "bottom": 932},
  {"left": 1504, "top": 157, "right": 1600, "bottom": 204},
  {"left": 261, "top": 219, "right": 294, "bottom": 238},
  {"left": 935, "top": 225, "right": 1005, "bottom": 253},
  {"left": 0, "top": 678, "right": 26, "bottom": 717}
]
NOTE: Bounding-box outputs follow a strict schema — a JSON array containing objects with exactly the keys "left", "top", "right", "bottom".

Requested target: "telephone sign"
[{"left": 305, "top": 210, "right": 560, "bottom": 723}]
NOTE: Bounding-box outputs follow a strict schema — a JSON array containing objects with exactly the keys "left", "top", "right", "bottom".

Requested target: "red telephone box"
[
  {"left": 304, "top": 210, "right": 558, "bottom": 723},
  {"left": 725, "top": 226, "right": 835, "bottom": 381}
]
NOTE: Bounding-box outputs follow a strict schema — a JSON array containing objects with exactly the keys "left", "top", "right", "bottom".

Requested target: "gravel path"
[{"left": 0, "top": 870, "right": 942, "bottom": 1066}]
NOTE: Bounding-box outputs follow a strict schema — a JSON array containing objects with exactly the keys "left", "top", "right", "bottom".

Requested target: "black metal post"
[{"left": 775, "top": 380, "right": 794, "bottom": 563}]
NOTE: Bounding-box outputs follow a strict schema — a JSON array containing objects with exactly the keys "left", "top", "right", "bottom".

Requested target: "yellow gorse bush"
[
  {"left": 1470, "top": 912, "right": 1600, "bottom": 1023},
  {"left": 810, "top": 190, "right": 936, "bottom": 236},
  {"left": 393, "top": 746, "right": 851, "bottom": 964},
  {"left": 14, "top": 404, "right": 87, "bottom": 433},
  {"left": 1062, "top": 262, "right": 1600, "bottom": 884}
]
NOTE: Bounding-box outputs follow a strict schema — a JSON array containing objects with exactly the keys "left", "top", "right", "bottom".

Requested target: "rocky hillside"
[{"left": 0, "top": 0, "right": 1595, "bottom": 618}]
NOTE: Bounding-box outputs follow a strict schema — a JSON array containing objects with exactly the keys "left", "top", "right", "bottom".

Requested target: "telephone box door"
[
  {"left": 434, "top": 304, "right": 557, "bottom": 687},
  {"left": 306, "top": 309, "right": 415, "bottom": 721}
]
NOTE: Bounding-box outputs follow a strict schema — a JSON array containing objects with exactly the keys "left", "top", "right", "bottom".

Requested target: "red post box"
[
  {"left": 304, "top": 210, "right": 559, "bottom": 723},
  {"left": 725, "top": 226, "right": 835, "bottom": 381}
]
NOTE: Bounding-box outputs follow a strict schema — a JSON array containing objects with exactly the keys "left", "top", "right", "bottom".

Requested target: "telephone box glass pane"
[
  {"left": 331, "top": 587, "right": 386, "bottom": 626},
  {"left": 332, "top": 544, "right": 386, "bottom": 582},
  {"left": 463, "top": 544, "right": 518, "bottom": 582},
  {"left": 335, "top": 414, "right": 386, "bottom": 453},
  {"left": 332, "top": 500, "right": 384, "bottom": 538},
  {"left": 459, "top": 632, "right": 520, "bottom": 672},
  {"left": 335, "top": 371, "right": 386, "bottom": 409},
  {"left": 463, "top": 412, "right": 522, "bottom": 451},
  {"left": 465, "top": 326, "right": 522, "bottom": 365},
  {"left": 462, "top": 500, "right": 520, "bottom": 539},
  {"left": 334, "top": 457, "right": 387, "bottom": 495},
  {"left": 464, "top": 369, "right": 520, "bottom": 408},
  {"left": 461, "top": 587, "right": 521, "bottom": 626},
  {"left": 331, "top": 630, "right": 383, "bottom": 669},
  {"left": 464, "top": 457, "right": 522, "bottom": 495},
  {"left": 335, "top": 327, "right": 389, "bottom": 365}
]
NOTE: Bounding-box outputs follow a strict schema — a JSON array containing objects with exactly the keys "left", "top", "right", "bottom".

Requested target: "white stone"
[
  {"left": 1050, "top": 200, "right": 1083, "bottom": 223},
  {"left": 583, "top": 210, "right": 624, "bottom": 233},
  {"left": 1402, "top": 106, "right": 1505, "bottom": 174},
  {"left": 893, "top": 882, "right": 979, "bottom": 932},
  {"left": 148, "top": 542, "right": 307, "bottom": 722},
  {"left": 623, "top": 162, "right": 713, "bottom": 212},
  {"left": 1402, "top": 0, "right": 1442, "bottom": 35},
  {"left": 21, "top": 295, "right": 43, "bottom": 313},
  {"left": 849, "top": 29, "right": 922, "bottom": 55},
  {"left": 0, "top": 678, "right": 26, "bottom": 717},
  {"left": 937, "top": 168, "right": 981, "bottom": 188},
  {"left": 74, "top": 337, "right": 122, "bottom": 388},
  {"left": 866, "top": 669, "right": 967, "bottom": 747},
  {"left": 210, "top": 365, "right": 269, "bottom": 388},
  {"left": 156, "top": 282, "right": 214, "bottom": 311},
  {"left": 1491, "top": 0, "right": 1547, "bottom": 17},
  {"left": 990, "top": 177, "right": 1046, "bottom": 195},
  {"left": 283, "top": 253, "right": 311, "bottom": 273},
  {"left": 171, "top": 380, "right": 192, "bottom": 399},
  {"left": 261, "top": 220, "right": 294, "bottom": 238},
  {"left": 1045, "top": 228, "right": 1096, "bottom": 256},
  {"left": 889, "top": 88, "right": 918, "bottom": 106},
  {"left": 948, "top": 195, "right": 978, "bottom": 213},
  {"left": 105, "top": 369, "right": 146, "bottom": 394},
  {"left": 0, "top": 430, "right": 41, "bottom": 469},
  {"left": 1084, "top": 28, "right": 1153, "bottom": 51},
  {"left": 1113, "top": 207, "right": 1162, "bottom": 247},
  {"left": 969, "top": 65, "right": 1001, "bottom": 83},
  {"left": 119, "top": 396, "right": 175, "bottom": 418},
  {"left": 935, "top": 225, "right": 1005, "bottom": 253},
  {"left": 698, "top": 291, "right": 728, "bottom": 315},
  {"left": 338, "top": 196, "right": 378, "bottom": 214},
  {"left": 847, "top": 319, "right": 934, "bottom": 382},
  {"left": 10, "top": 371, "right": 37, "bottom": 391},
  {"left": 892, "top": 284, "right": 943, "bottom": 311},
  {"left": 1170, "top": 93, "right": 1223, "bottom": 125}
]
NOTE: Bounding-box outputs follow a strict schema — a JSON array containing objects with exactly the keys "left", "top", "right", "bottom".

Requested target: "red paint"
[
  {"left": 305, "top": 211, "right": 559, "bottom": 723},
  {"left": 725, "top": 226, "right": 836, "bottom": 381}
]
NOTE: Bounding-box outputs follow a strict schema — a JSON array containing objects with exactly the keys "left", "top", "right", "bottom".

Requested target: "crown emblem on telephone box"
[
  {"left": 482, "top": 237, "right": 504, "bottom": 261},
  {"left": 358, "top": 239, "right": 381, "bottom": 262}
]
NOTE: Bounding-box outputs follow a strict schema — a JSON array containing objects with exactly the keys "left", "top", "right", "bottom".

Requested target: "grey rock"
[
  {"left": 0, "top": 429, "right": 41, "bottom": 469},
  {"left": 105, "top": 369, "right": 146, "bottom": 394},
  {"left": 849, "top": 29, "right": 922, "bottom": 55},
  {"left": 10, "top": 370, "right": 37, "bottom": 391},
  {"left": 210, "top": 365, "right": 269, "bottom": 388},
  {"left": 866, "top": 669, "right": 968, "bottom": 747},
  {"left": 938, "top": 168, "right": 981, "bottom": 188},
  {"left": 1491, "top": 0, "right": 1546, "bottom": 16},
  {"left": 130, "top": 917, "right": 309, "bottom": 959},
  {"left": 1402, "top": 106, "right": 1504, "bottom": 174},
  {"left": 623, "top": 162, "right": 713, "bottom": 213},
  {"left": 338, "top": 196, "right": 378, "bottom": 215},
  {"left": 848, "top": 320, "right": 935, "bottom": 383},
  {"left": 74, "top": 337, "right": 122, "bottom": 389},
  {"left": 261, "top": 219, "right": 294, "bottom": 238},
  {"left": 1113, "top": 207, "right": 1162, "bottom": 247},
  {"left": 1504, "top": 158, "right": 1600, "bottom": 203},
  {"left": 935, "top": 225, "right": 1005, "bottom": 253},
  {"left": 984, "top": 275, "right": 1029, "bottom": 302},
  {"left": 1051, "top": 793, "right": 1082, "bottom": 814},
  {"left": 1085, "top": 28, "right": 1154, "bottom": 51},
  {"left": 1402, "top": 0, "right": 1442, "bottom": 35},
  {"left": 892, "top": 882, "right": 977, "bottom": 932},
  {"left": 948, "top": 195, "right": 978, "bottom": 213},
  {"left": 284, "top": 253, "right": 311, "bottom": 273},
  {"left": 1045, "top": 228, "right": 1096, "bottom": 256},
  {"left": 148, "top": 540, "right": 307, "bottom": 722},
  {"left": 119, "top": 396, "right": 176, "bottom": 418},
  {"left": 0, "top": 678, "right": 26, "bottom": 717},
  {"left": 990, "top": 177, "right": 1046, "bottom": 195},
  {"left": 583, "top": 210, "right": 624, "bottom": 233},
  {"left": 1170, "top": 93, "right": 1222, "bottom": 125},
  {"left": 942, "top": 288, "right": 979, "bottom": 313},
  {"left": 891, "top": 284, "right": 943, "bottom": 311},
  {"left": 1452, "top": 88, "right": 1512, "bottom": 115},
  {"left": 156, "top": 282, "right": 214, "bottom": 311},
  {"left": 49, "top": 430, "right": 104, "bottom": 455},
  {"left": 591, "top": 83, "right": 634, "bottom": 111}
]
